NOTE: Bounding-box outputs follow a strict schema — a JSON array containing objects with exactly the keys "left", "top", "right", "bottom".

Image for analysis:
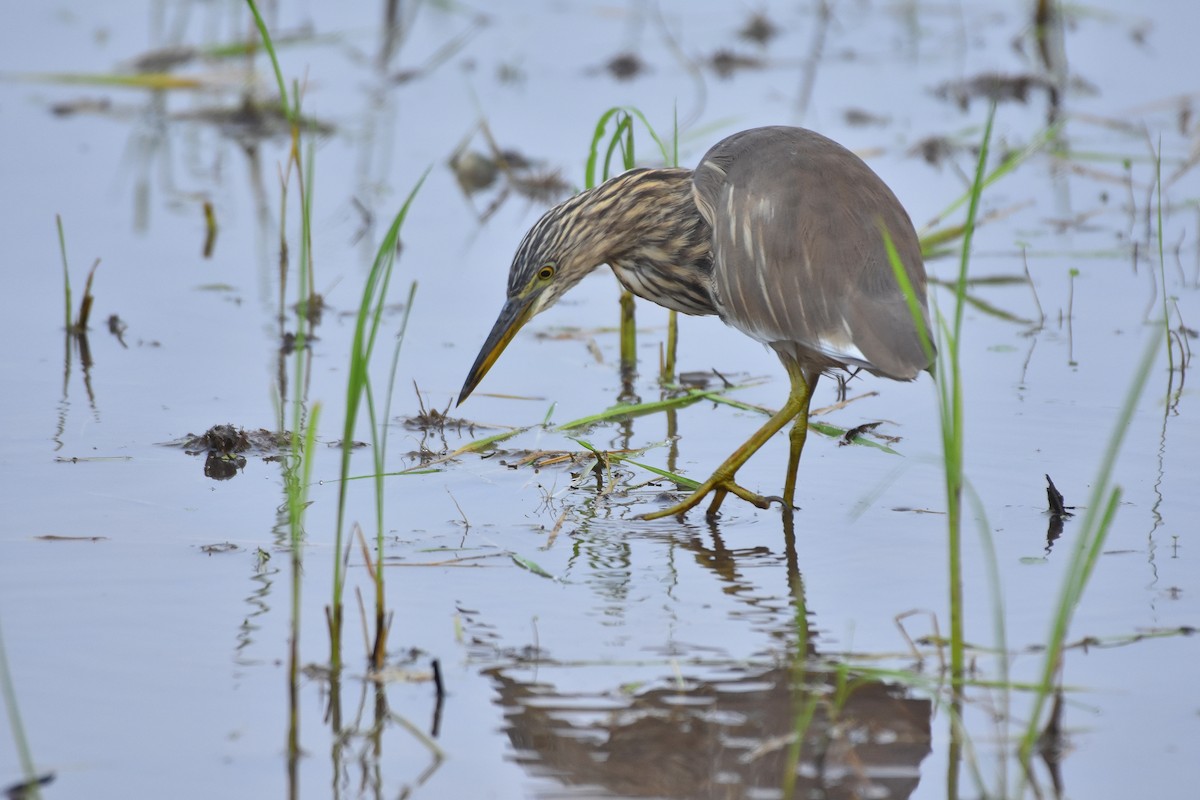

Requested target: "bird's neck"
[{"left": 577, "top": 168, "right": 716, "bottom": 316}]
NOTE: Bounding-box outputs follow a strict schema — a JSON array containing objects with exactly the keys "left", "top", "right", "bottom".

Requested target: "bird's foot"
[{"left": 640, "top": 475, "right": 789, "bottom": 520}]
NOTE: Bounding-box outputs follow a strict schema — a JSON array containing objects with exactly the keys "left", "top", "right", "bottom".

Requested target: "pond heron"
[{"left": 458, "top": 126, "right": 933, "bottom": 518}]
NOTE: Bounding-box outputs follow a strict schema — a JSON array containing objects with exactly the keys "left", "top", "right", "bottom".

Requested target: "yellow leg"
[
  {"left": 641, "top": 363, "right": 818, "bottom": 520},
  {"left": 782, "top": 369, "right": 818, "bottom": 509},
  {"left": 705, "top": 487, "right": 729, "bottom": 517}
]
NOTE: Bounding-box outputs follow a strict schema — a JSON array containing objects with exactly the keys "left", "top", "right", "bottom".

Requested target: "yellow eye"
[{"left": 537, "top": 265, "right": 555, "bottom": 281}]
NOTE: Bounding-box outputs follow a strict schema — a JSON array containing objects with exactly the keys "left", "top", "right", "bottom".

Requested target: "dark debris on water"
[
  {"left": 738, "top": 12, "right": 780, "bottom": 47},
  {"left": 160, "top": 424, "right": 295, "bottom": 481},
  {"left": 1045, "top": 474, "right": 1074, "bottom": 518},
  {"left": 931, "top": 71, "right": 1096, "bottom": 111},
  {"left": 1044, "top": 474, "right": 1075, "bottom": 553}
]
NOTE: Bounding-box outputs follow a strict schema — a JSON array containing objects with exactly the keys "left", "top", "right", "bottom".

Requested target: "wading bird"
[{"left": 458, "top": 126, "right": 933, "bottom": 519}]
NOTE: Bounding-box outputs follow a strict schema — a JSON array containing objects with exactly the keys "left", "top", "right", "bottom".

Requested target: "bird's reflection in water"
[
  {"left": 486, "top": 661, "right": 930, "bottom": 799},
  {"left": 474, "top": 512, "right": 933, "bottom": 799}
]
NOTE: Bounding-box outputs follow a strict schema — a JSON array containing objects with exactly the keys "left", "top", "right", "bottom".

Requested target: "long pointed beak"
[{"left": 457, "top": 294, "right": 538, "bottom": 406}]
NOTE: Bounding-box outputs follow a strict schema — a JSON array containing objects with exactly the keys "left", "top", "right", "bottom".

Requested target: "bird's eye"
[{"left": 537, "top": 265, "right": 555, "bottom": 281}]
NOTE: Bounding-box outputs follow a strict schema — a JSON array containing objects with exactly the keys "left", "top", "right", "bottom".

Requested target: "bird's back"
[{"left": 692, "top": 126, "right": 933, "bottom": 380}]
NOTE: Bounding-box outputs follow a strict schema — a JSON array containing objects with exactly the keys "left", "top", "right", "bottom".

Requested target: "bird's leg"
[
  {"left": 782, "top": 366, "right": 819, "bottom": 509},
  {"left": 705, "top": 488, "right": 729, "bottom": 517},
  {"left": 641, "top": 380, "right": 810, "bottom": 520}
]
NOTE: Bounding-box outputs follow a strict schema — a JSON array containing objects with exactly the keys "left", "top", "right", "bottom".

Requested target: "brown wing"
[{"left": 692, "top": 126, "right": 932, "bottom": 380}]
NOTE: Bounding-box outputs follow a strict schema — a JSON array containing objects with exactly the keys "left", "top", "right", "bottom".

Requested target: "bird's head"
[
  {"left": 456, "top": 168, "right": 703, "bottom": 406},
  {"left": 457, "top": 196, "right": 609, "bottom": 406}
]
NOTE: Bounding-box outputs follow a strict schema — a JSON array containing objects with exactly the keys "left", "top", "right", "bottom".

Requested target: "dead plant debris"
[
  {"left": 35, "top": 535, "right": 109, "bottom": 542},
  {"left": 738, "top": 13, "right": 779, "bottom": 47},
  {"left": 106, "top": 314, "right": 128, "bottom": 347},
  {"left": 3, "top": 773, "right": 55, "bottom": 799},
  {"left": 449, "top": 120, "right": 571, "bottom": 222},
  {"left": 932, "top": 72, "right": 1095, "bottom": 112},
  {"left": 708, "top": 49, "right": 765, "bottom": 79},
  {"left": 172, "top": 95, "right": 334, "bottom": 145},
  {"left": 907, "top": 135, "right": 975, "bottom": 168},
  {"left": 50, "top": 97, "right": 112, "bottom": 116},
  {"left": 1044, "top": 473, "right": 1074, "bottom": 551},
  {"left": 499, "top": 449, "right": 595, "bottom": 472},
  {"left": 163, "top": 425, "right": 294, "bottom": 480},
  {"left": 1045, "top": 474, "right": 1074, "bottom": 517},
  {"left": 599, "top": 52, "right": 648, "bottom": 81},
  {"left": 404, "top": 382, "right": 493, "bottom": 435},
  {"left": 838, "top": 421, "right": 901, "bottom": 447},
  {"left": 843, "top": 107, "right": 890, "bottom": 127}
]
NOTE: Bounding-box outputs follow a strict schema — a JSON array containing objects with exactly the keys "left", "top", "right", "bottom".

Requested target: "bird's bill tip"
[{"left": 457, "top": 296, "right": 535, "bottom": 406}]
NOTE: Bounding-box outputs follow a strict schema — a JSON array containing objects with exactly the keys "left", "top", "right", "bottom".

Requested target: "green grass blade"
[
  {"left": 56, "top": 215, "right": 72, "bottom": 332},
  {"left": 0, "top": 614, "right": 40, "bottom": 791},
  {"left": 19, "top": 71, "right": 210, "bottom": 90},
  {"left": 944, "top": 103, "right": 996, "bottom": 695},
  {"left": 379, "top": 281, "right": 419, "bottom": 463},
  {"left": 509, "top": 553, "right": 556, "bottom": 579},
  {"left": 1153, "top": 136, "right": 1173, "bottom": 372},
  {"left": 448, "top": 425, "right": 532, "bottom": 456},
  {"left": 586, "top": 106, "right": 672, "bottom": 188},
  {"left": 333, "top": 170, "right": 429, "bottom": 645},
  {"left": 882, "top": 228, "right": 935, "bottom": 367},
  {"left": 245, "top": 0, "right": 293, "bottom": 121},
  {"left": 611, "top": 455, "right": 701, "bottom": 490},
  {"left": 921, "top": 123, "right": 1059, "bottom": 240},
  {"left": 553, "top": 388, "right": 731, "bottom": 430}
]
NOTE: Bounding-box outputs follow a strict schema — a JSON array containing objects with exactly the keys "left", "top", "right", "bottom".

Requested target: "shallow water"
[{"left": 2, "top": 2, "right": 1198, "bottom": 798}]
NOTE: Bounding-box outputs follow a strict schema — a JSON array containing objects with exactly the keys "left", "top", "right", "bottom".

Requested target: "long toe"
[
  {"left": 641, "top": 476, "right": 773, "bottom": 520},
  {"left": 721, "top": 481, "right": 776, "bottom": 510}
]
